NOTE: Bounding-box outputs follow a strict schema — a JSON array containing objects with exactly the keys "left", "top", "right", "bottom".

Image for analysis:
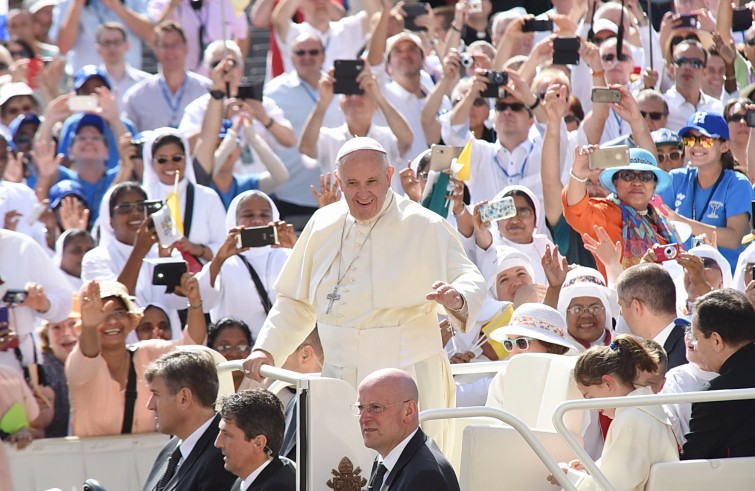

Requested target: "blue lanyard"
[
  {"left": 159, "top": 75, "right": 189, "bottom": 128},
  {"left": 611, "top": 109, "right": 623, "bottom": 134},
  {"left": 492, "top": 142, "right": 535, "bottom": 180},
  {"left": 89, "top": 0, "right": 107, "bottom": 25},
  {"left": 691, "top": 168, "right": 725, "bottom": 222},
  {"left": 300, "top": 80, "right": 318, "bottom": 104}
]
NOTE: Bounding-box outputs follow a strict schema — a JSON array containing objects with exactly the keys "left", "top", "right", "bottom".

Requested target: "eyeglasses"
[
  {"left": 97, "top": 39, "right": 125, "bottom": 48},
  {"left": 682, "top": 135, "right": 717, "bottom": 148},
  {"left": 564, "top": 115, "right": 581, "bottom": 125},
  {"left": 293, "top": 49, "right": 323, "bottom": 57},
  {"left": 657, "top": 150, "right": 683, "bottom": 163},
  {"left": 640, "top": 111, "right": 666, "bottom": 121},
  {"left": 495, "top": 102, "right": 527, "bottom": 112},
  {"left": 616, "top": 170, "right": 656, "bottom": 183},
  {"left": 747, "top": 38, "right": 755, "bottom": 46},
  {"left": 674, "top": 57, "right": 705, "bottom": 69},
  {"left": 113, "top": 201, "right": 148, "bottom": 214},
  {"left": 601, "top": 53, "right": 630, "bottom": 63},
  {"left": 155, "top": 155, "right": 185, "bottom": 164},
  {"left": 502, "top": 337, "right": 534, "bottom": 352},
  {"left": 566, "top": 304, "right": 605, "bottom": 316},
  {"left": 214, "top": 344, "right": 251, "bottom": 354},
  {"left": 508, "top": 207, "right": 534, "bottom": 219},
  {"left": 418, "top": 170, "right": 429, "bottom": 180},
  {"left": 351, "top": 400, "right": 410, "bottom": 416},
  {"left": 671, "top": 34, "right": 700, "bottom": 48},
  {"left": 684, "top": 326, "right": 698, "bottom": 347},
  {"left": 726, "top": 113, "right": 748, "bottom": 124},
  {"left": 106, "top": 309, "right": 130, "bottom": 321}
]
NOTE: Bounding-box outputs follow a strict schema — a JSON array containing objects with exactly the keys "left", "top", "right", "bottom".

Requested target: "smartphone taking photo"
[
  {"left": 333, "top": 59, "right": 365, "bottom": 95},
  {"left": 237, "top": 225, "right": 279, "bottom": 248}
]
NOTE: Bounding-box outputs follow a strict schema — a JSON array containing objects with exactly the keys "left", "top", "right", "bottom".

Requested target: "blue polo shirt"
[
  {"left": 211, "top": 174, "right": 261, "bottom": 210},
  {"left": 659, "top": 167, "right": 753, "bottom": 271}
]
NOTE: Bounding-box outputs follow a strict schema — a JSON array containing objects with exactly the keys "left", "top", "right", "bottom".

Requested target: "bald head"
[{"left": 361, "top": 368, "right": 419, "bottom": 402}]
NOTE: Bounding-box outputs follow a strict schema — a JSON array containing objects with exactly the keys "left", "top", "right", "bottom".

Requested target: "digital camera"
[
  {"left": 460, "top": 53, "right": 474, "bottom": 68},
  {"left": 653, "top": 243, "right": 680, "bottom": 262}
]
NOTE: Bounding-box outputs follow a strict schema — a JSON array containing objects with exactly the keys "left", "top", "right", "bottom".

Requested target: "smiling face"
[
  {"left": 613, "top": 170, "right": 657, "bottom": 211},
  {"left": 703, "top": 54, "right": 725, "bottom": 97},
  {"left": 684, "top": 129, "right": 727, "bottom": 169},
  {"left": 70, "top": 125, "right": 108, "bottom": 163},
  {"left": 726, "top": 102, "right": 751, "bottom": 145},
  {"left": 335, "top": 150, "right": 393, "bottom": 222},
  {"left": 97, "top": 297, "right": 139, "bottom": 348},
  {"left": 566, "top": 296, "right": 607, "bottom": 345},
  {"left": 110, "top": 189, "right": 147, "bottom": 245},
  {"left": 494, "top": 265, "right": 533, "bottom": 302},
  {"left": 48, "top": 317, "right": 79, "bottom": 362},
  {"left": 152, "top": 141, "right": 186, "bottom": 185},
  {"left": 497, "top": 195, "right": 536, "bottom": 244}
]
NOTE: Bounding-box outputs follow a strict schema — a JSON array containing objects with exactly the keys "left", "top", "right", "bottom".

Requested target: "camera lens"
[
  {"left": 664, "top": 246, "right": 677, "bottom": 259},
  {"left": 461, "top": 54, "right": 473, "bottom": 67},
  {"left": 493, "top": 72, "right": 504, "bottom": 84}
]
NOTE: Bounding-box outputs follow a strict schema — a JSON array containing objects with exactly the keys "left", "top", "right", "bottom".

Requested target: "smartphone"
[
  {"left": 237, "top": 225, "right": 279, "bottom": 248},
  {"left": 746, "top": 110, "right": 755, "bottom": 128},
  {"left": 733, "top": 7, "right": 753, "bottom": 32},
  {"left": 144, "top": 200, "right": 164, "bottom": 215},
  {"left": 588, "top": 145, "right": 630, "bottom": 170},
  {"left": 26, "top": 58, "right": 44, "bottom": 89},
  {"left": 522, "top": 18, "right": 553, "bottom": 32},
  {"left": 652, "top": 243, "right": 680, "bottom": 262},
  {"left": 333, "top": 59, "right": 365, "bottom": 95},
  {"left": 468, "top": 0, "right": 482, "bottom": 13},
  {"left": 403, "top": 3, "right": 429, "bottom": 32},
  {"left": 591, "top": 87, "right": 622, "bottom": 104},
  {"left": 237, "top": 80, "right": 264, "bottom": 101},
  {"left": 131, "top": 139, "right": 144, "bottom": 159},
  {"left": 479, "top": 196, "right": 517, "bottom": 223},
  {"left": 677, "top": 14, "right": 697, "bottom": 29},
  {"left": 152, "top": 261, "right": 188, "bottom": 291},
  {"left": 553, "top": 37, "right": 580, "bottom": 65},
  {"left": 3, "top": 290, "right": 28, "bottom": 305},
  {"left": 68, "top": 95, "right": 98, "bottom": 112},
  {"left": 430, "top": 144, "right": 461, "bottom": 171},
  {"left": 480, "top": 70, "right": 508, "bottom": 98}
]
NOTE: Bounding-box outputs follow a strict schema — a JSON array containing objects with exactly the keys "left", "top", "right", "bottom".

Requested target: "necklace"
[{"left": 325, "top": 195, "right": 393, "bottom": 314}]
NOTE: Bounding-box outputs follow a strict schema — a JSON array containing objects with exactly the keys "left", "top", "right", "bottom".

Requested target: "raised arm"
[
  {"left": 422, "top": 50, "right": 460, "bottom": 145},
  {"left": 250, "top": 0, "right": 276, "bottom": 28},
  {"left": 117, "top": 218, "right": 159, "bottom": 295},
  {"left": 271, "top": 0, "right": 301, "bottom": 43},
  {"left": 176, "top": 273, "right": 207, "bottom": 343},
  {"left": 243, "top": 117, "right": 290, "bottom": 193},
  {"left": 56, "top": 0, "right": 85, "bottom": 54},
  {"left": 541, "top": 84, "right": 569, "bottom": 227},
  {"left": 366, "top": 0, "right": 393, "bottom": 67},
  {"left": 566, "top": 144, "right": 597, "bottom": 206},
  {"left": 299, "top": 68, "right": 335, "bottom": 158},
  {"left": 195, "top": 58, "right": 233, "bottom": 176},
  {"left": 104, "top": 0, "right": 155, "bottom": 44},
  {"left": 609, "top": 85, "right": 656, "bottom": 158},
  {"left": 438, "top": 0, "right": 466, "bottom": 60},
  {"left": 360, "top": 68, "right": 412, "bottom": 155}
]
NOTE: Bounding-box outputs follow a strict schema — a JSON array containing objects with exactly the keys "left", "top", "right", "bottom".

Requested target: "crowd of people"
[{"left": 3, "top": 0, "right": 755, "bottom": 488}]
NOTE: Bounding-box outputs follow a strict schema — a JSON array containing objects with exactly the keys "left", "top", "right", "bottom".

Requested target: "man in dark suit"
[
  {"left": 357, "top": 368, "right": 459, "bottom": 491},
  {"left": 683, "top": 289, "right": 755, "bottom": 459},
  {"left": 141, "top": 350, "right": 236, "bottom": 491},
  {"left": 616, "top": 263, "right": 688, "bottom": 369},
  {"left": 215, "top": 389, "right": 296, "bottom": 491}
]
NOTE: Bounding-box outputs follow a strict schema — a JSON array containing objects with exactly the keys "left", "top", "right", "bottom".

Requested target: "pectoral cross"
[{"left": 326, "top": 285, "right": 341, "bottom": 314}]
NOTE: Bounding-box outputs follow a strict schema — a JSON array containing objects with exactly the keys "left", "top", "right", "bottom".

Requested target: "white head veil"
[
  {"left": 96, "top": 182, "right": 149, "bottom": 247},
  {"left": 141, "top": 127, "right": 196, "bottom": 201},
  {"left": 226, "top": 190, "right": 280, "bottom": 258}
]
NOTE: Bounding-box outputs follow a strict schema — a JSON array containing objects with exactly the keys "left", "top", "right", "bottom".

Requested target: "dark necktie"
[
  {"left": 369, "top": 462, "right": 388, "bottom": 491},
  {"left": 156, "top": 446, "right": 182, "bottom": 491}
]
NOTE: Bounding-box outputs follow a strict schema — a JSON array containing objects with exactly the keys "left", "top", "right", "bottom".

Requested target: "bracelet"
[
  {"left": 264, "top": 118, "right": 274, "bottom": 129},
  {"left": 591, "top": 70, "right": 605, "bottom": 77},
  {"left": 569, "top": 169, "right": 589, "bottom": 183},
  {"left": 450, "top": 24, "right": 462, "bottom": 32},
  {"left": 528, "top": 96, "right": 541, "bottom": 111},
  {"left": 453, "top": 205, "right": 466, "bottom": 217},
  {"left": 188, "top": 302, "right": 203, "bottom": 310}
]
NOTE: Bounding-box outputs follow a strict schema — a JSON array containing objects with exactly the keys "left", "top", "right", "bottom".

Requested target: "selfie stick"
[
  {"left": 616, "top": 0, "right": 626, "bottom": 64},
  {"left": 220, "top": 0, "right": 230, "bottom": 97},
  {"left": 647, "top": 0, "right": 653, "bottom": 70}
]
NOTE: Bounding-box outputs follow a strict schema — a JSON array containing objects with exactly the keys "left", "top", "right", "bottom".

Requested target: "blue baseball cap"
[
  {"left": 73, "top": 65, "right": 111, "bottom": 92},
  {"left": 49, "top": 180, "right": 86, "bottom": 209},
  {"left": 599, "top": 147, "right": 672, "bottom": 194},
  {"left": 74, "top": 113, "right": 105, "bottom": 135},
  {"left": 8, "top": 112, "right": 40, "bottom": 150},
  {"left": 651, "top": 128, "right": 683, "bottom": 147},
  {"left": 678, "top": 111, "right": 729, "bottom": 141}
]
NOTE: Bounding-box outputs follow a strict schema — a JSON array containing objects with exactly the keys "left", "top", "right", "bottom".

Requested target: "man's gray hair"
[
  {"left": 336, "top": 149, "right": 390, "bottom": 172},
  {"left": 204, "top": 40, "right": 244, "bottom": 69}
]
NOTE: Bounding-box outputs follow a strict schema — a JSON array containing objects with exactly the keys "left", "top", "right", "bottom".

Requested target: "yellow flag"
[
  {"left": 166, "top": 171, "right": 183, "bottom": 236},
  {"left": 455, "top": 139, "right": 473, "bottom": 181}
]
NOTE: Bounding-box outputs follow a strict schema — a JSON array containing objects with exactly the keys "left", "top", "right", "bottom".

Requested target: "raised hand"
[
  {"left": 541, "top": 244, "right": 568, "bottom": 287},
  {"left": 79, "top": 281, "right": 106, "bottom": 330},
  {"left": 426, "top": 281, "right": 465, "bottom": 311},
  {"left": 310, "top": 172, "right": 341, "bottom": 208},
  {"left": 273, "top": 221, "right": 297, "bottom": 248},
  {"left": 59, "top": 196, "right": 90, "bottom": 230},
  {"left": 399, "top": 161, "right": 422, "bottom": 202}
]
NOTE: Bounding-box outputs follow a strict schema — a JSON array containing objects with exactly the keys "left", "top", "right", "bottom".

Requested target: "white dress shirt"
[
  {"left": 240, "top": 458, "right": 273, "bottom": 491},
  {"left": 662, "top": 86, "right": 724, "bottom": 131},
  {"left": 377, "top": 428, "right": 419, "bottom": 485}
]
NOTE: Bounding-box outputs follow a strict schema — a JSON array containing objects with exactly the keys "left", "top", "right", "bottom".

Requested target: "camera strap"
[
  {"left": 183, "top": 183, "right": 195, "bottom": 239},
  {"left": 237, "top": 254, "right": 272, "bottom": 314},
  {"left": 121, "top": 345, "right": 138, "bottom": 435}
]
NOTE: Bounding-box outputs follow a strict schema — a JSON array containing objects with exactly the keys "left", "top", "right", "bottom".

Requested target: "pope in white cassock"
[{"left": 244, "top": 138, "right": 486, "bottom": 449}]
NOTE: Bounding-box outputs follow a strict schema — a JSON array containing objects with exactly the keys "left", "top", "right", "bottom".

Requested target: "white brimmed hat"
[
  {"left": 386, "top": 32, "right": 425, "bottom": 57},
  {"left": 489, "top": 303, "right": 575, "bottom": 350},
  {"left": 335, "top": 137, "right": 387, "bottom": 162},
  {"left": 98, "top": 281, "right": 142, "bottom": 315}
]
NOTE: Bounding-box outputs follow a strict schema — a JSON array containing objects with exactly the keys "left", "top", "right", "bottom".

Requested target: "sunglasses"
[
  {"left": 657, "top": 150, "right": 683, "bottom": 163},
  {"left": 616, "top": 170, "right": 656, "bottom": 183},
  {"left": 671, "top": 34, "right": 700, "bottom": 48},
  {"left": 214, "top": 344, "right": 251, "bottom": 354},
  {"left": 495, "top": 102, "right": 528, "bottom": 112},
  {"left": 640, "top": 110, "right": 666, "bottom": 121},
  {"left": 155, "top": 155, "right": 185, "bottom": 164},
  {"left": 747, "top": 38, "right": 755, "bottom": 46},
  {"left": 113, "top": 201, "right": 147, "bottom": 214},
  {"left": 564, "top": 115, "right": 581, "bottom": 125},
  {"left": 682, "top": 135, "right": 717, "bottom": 148},
  {"left": 601, "top": 53, "right": 630, "bottom": 63},
  {"left": 502, "top": 337, "right": 534, "bottom": 352},
  {"left": 674, "top": 57, "right": 705, "bottom": 69},
  {"left": 293, "top": 49, "right": 323, "bottom": 57},
  {"left": 726, "top": 113, "right": 748, "bottom": 124}
]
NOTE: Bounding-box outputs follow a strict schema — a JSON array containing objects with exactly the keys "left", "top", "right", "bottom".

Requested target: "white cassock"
[{"left": 254, "top": 191, "right": 487, "bottom": 450}]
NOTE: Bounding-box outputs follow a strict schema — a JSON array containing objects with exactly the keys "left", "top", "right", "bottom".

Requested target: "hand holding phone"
[
  {"left": 479, "top": 196, "right": 517, "bottom": 223},
  {"left": 403, "top": 3, "right": 429, "bottom": 31},
  {"left": 68, "top": 95, "right": 98, "bottom": 112},
  {"left": 152, "top": 260, "right": 188, "bottom": 293},
  {"left": 3, "top": 290, "right": 28, "bottom": 305},
  {"left": 588, "top": 145, "right": 630, "bottom": 170},
  {"left": 553, "top": 37, "right": 580, "bottom": 66},
  {"left": 591, "top": 88, "right": 622, "bottom": 104},
  {"left": 522, "top": 18, "right": 553, "bottom": 32},
  {"left": 237, "top": 225, "right": 279, "bottom": 248},
  {"left": 333, "top": 60, "right": 365, "bottom": 95}
]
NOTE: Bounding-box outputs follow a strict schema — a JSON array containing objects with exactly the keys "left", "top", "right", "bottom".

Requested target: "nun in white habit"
[
  {"left": 199, "top": 190, "right": 292, "bottom": 339},
  {"left": 142, "top": 127, "right": 226, "bottom": 263}
]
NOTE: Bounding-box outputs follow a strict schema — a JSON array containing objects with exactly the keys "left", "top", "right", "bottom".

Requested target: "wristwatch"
[{"left": 209, "top": 88, "right": 225, "bottom": 100}]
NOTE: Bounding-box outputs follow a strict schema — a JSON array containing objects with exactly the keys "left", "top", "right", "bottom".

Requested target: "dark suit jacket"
[
  {"left": 371, "top": 429, "right": 460, "bottom": 491},
  {"left": 663, "top": 324, "right": 689, "bottom": 370},
  {"left": 683, "top": 342, "right": 755, "bottom": 460},
  {"left": 230, "top": 456, "right": 296, "bottom": 491},
  {"left": 142, "top": 414, "right": 236, "bottom": 491}
]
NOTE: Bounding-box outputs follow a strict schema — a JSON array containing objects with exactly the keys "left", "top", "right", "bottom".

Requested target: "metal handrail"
[
  {"left": 216, "top": 360, "right": 303, "bottom": 386},
  {"left": 552, "top": 388, "right": 755, "bottom": 491},
  {"left": 449, "top": 360, "right": 509, "bottom": 375},
  {"left": 419, "top": 406, "right": 578, "bottom": 491}
]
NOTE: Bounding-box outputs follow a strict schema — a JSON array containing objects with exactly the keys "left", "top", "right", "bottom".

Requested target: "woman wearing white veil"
[
  {"left": 199, "top": 190, "right": 294, "bottom": 339},
  {"left": 141, "top": 127, "right": 226, "bottom": 266}
]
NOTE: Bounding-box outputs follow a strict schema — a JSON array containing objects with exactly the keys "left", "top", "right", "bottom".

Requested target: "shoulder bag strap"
[
  {"left": 236, "top": 254, "right": 273, "bottom": 314},
  {"left": 183, "top": 182, "right": 195, "bottom": 239},
  {"left": 121, "top": 345, "right": 138, "bottom": 435}
]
